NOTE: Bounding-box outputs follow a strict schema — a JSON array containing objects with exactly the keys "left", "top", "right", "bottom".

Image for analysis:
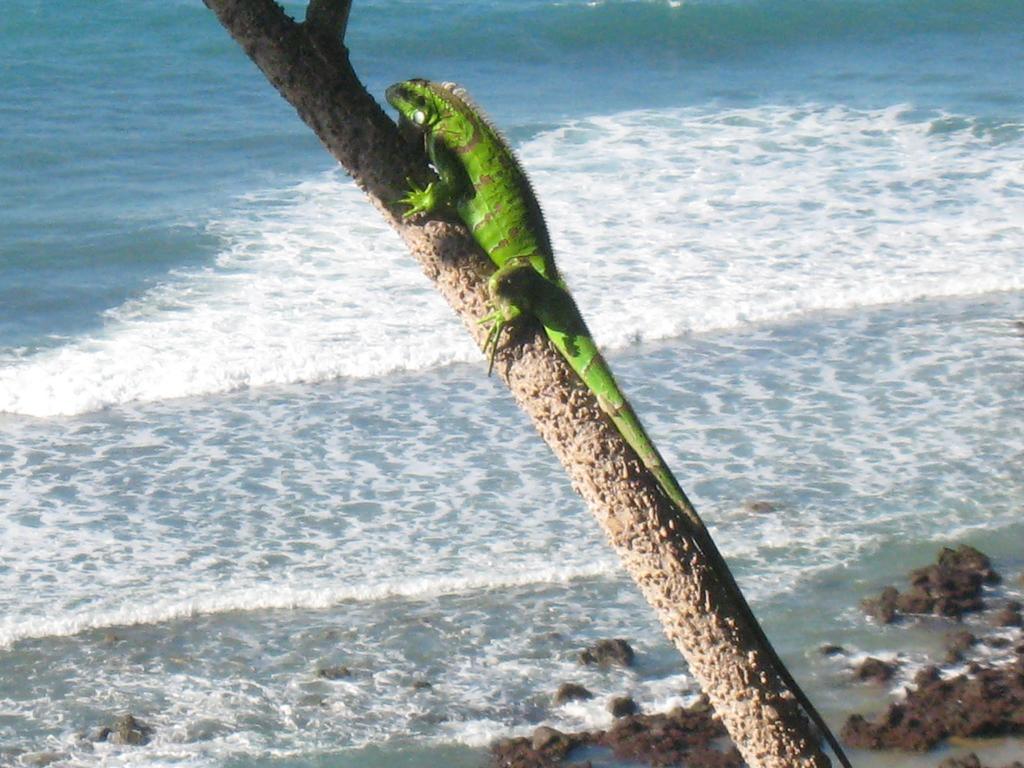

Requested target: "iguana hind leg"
[{"left": 479, "top": 257, "right": 540, "bottom": 374}]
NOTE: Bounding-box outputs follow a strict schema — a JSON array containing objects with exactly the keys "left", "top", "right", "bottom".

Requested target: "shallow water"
[{"left": 2, "top": 293, "right": 1023, "bottom": 765}]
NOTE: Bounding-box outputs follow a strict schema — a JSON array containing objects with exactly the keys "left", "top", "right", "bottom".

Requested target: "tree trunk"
[{"left": 202, "top": 2, "right": 834, "bottom": 766}]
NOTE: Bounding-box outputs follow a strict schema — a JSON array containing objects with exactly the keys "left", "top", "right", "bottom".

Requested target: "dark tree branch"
[
  {"left": 304, "top": 0, "right": 351, "bottom": 44},
  {"left": 202, "top": 2, "right": 836, "bottom": 766}
]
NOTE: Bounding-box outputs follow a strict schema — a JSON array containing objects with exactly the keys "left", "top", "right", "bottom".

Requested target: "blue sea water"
[{"left": 1, "top": 0, "right": 1023, "bottom": 766}]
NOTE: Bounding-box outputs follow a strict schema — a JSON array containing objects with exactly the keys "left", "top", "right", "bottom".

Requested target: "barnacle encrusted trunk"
[{"left": 203, "top": 1, "right": 833, "bottom": 765}]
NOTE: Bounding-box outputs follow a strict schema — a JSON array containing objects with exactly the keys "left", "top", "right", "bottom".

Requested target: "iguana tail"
[{"left": 491, "top": 259, "right": 852, "bottom": 768}]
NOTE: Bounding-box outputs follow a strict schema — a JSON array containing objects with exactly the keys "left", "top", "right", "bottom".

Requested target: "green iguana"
[{"left": 386, "top": 78, "right": 851, "bottom": 768}]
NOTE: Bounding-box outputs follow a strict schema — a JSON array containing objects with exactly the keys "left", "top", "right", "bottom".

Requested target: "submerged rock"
[
  {"left": 93, "top": 714, "right": 153, "bottom": 746},
  {"left": 577, "top": 638, "right": 635, "bottom": 668},
  {"left": 553, "top": 682, "right": 593, "bottom": 705},
  {"left": 316, "top": 665, "right": 351, "bottom": 680}
]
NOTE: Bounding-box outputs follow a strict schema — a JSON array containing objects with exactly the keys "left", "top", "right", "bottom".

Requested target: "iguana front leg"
[{"left": 400, "top": 133, "right": 472, "bottom": 218}]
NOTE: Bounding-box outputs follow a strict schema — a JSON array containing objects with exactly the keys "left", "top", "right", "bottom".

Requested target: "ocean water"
[{"left": 2, "top": 0, "right": 1023, "bottom": 766}]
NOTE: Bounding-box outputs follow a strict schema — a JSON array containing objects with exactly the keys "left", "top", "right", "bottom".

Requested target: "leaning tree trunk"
[{"left": 202, "top": 2, "right": 834, "bottom": 766}]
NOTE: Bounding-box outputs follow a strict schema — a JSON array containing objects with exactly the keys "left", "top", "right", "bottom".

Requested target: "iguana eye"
[{"left": 412, "top": 110, "right": 426, "bottom": 126}]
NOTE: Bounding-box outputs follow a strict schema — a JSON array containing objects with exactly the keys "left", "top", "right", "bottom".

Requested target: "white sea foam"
[
  {"left": 0, "top": 563, "right": 615, "bottom": 650},
  {"left": 1, "top": 104, "right": 1021, "bottom": 417},
  {"left": 0, "top": 178, "right": 474, "bottom": 417},
  {"left": 529, "top": 104, "right": 1024, "bottom": 350}
]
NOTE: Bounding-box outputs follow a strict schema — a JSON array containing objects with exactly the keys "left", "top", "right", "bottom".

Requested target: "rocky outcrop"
[
  {"left": 841, "top": 661, "right": 1024, "bottom": 750},
  {"left": 939, "top": 754, "right": 1024, "bottom": 768},
  {"left": 861, "top": 545, "right": 1000, "bottom": 623},
  {"left": 597, "top": 704, "right": 741, "bottom": 768},
  {"left": 492, "top": 725, "right": 583, "bottom": 768},
  {"left": 490, "top": 698, "right": 740, "bottom": 768}
]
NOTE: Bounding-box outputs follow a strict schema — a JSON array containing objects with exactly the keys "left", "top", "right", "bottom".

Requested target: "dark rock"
[
  {"left": 743, "top": 500, "right": 777, "bottom": 514},
  {"left": 688, "top": 694, "right": 715, "bottom": 716},
  {"left": 842, "top": 662, "right": 1024, "bottom": 751},
  {"left": 411, "top": 679, "right": 432, "bottom": 691},
  {"left": 819, "top": 644, "right": 846, "bottom": 656},
  {"left": 853, "top": 657, "right": 898, "bottom": 684},
  {"left": 913, "top": 665, "right": 942, "bottom": 687},
  {"left": 95, "top": 714, "right": 152, "bottom": 746},
  {"left": 607, "top": 696, "right": 639, "bottom": 718},
  {"left": 578, "top": 638, "right": 634, "bottom": 668},
  {"left": 862, "top": 546, "right": 998, "bottom": 622},
  {"left": 940, "top": 754, "right": 1024, "bottom": 768},
  {"left": 316, "top": 665, "right": 351, "bottom": 680},
  {"left": 945, "top": 630, "right": 978, "bottom": 662},
  {"left": 552, "top": 682, "right": 593, "bottom": 705},
  {"left": 598, "top": 704, "right": 741, "bottom": 768},
  {"left": 986, "top": 636, "right": 1012, "bottom": 649},
  {"left": 862, "top": 585, "right": 900, "bottom": 624},
  {"left": 489, "top": 697, "right": 740, "bottom": 768},
  {"left": 532, "top": 726, "right": 572, "bottom": 753},
  {"left": 940, "top": 545, "right": 1000, "bottom": 583},
  {"left": 492, "top": 725, "right": 582, "bottom": 768},
  {"left": 940, "top": 756, "right": 984, "bottom": 768},
  {"left": 992, "top": 601, "right": 1023, "bottom": 627}
]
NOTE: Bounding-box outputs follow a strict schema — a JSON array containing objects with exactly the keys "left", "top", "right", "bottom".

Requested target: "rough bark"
[{"left": 202, "top": 2, "right": 834, "bottom": 766}]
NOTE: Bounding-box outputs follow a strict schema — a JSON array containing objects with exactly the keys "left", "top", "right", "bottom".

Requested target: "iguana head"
[
  {"left": 385, "top": 79, "right": 451, "bottom": 132},
  {"left": 386, "top": 79, "right": 482, "bottom": 150}
]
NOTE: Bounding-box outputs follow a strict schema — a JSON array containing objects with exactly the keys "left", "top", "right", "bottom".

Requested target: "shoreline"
[{"left": 487, "top": 545, "right": 1024, "bottom": 768}]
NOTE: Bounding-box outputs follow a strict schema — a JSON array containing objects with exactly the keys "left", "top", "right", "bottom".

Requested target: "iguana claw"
[
  {"left": 399, "top": 178, "right": 439, "bottom": 219},
  {"left": 478, "top": 308, "right": 506, "bottom": 376}
]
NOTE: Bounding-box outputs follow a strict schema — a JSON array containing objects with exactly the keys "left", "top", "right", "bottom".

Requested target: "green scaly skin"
[{"left": 386, "top": 78, "right": 851, "bottom": 768}]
